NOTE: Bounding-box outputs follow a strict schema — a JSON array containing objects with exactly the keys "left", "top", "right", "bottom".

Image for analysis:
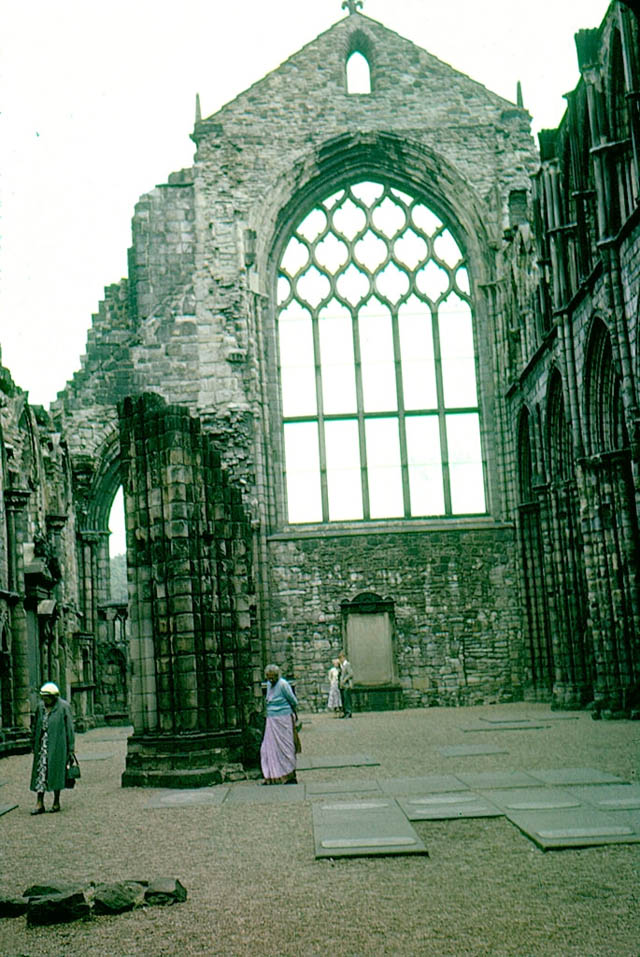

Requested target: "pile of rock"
[{"left": 0, "top": 877, "right": 186, "bottom": 925}]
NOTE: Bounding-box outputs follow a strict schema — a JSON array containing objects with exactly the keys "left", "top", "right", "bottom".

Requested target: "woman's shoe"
[
  {"left": 30, "top": 807, "right": 46, "bottom": 815},
  {"left": 50, "top": 805, "right": 61, "bottom": 813}
]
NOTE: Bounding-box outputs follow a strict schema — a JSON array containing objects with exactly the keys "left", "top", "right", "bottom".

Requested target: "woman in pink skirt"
[{"left": 260, "top": 664, "right": 299, "bottom": 785}]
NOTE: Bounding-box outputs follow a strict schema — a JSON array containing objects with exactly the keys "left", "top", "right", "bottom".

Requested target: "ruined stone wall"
[{"left": 267, "top": 524, "right": 521, "bottom": 711}]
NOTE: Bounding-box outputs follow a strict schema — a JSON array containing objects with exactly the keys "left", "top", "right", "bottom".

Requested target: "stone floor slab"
[
  {"left": 305, "top": 779, "right": 382, "bottom": 796},
  {"left": 0, "top": 803, "right": 18, "bottom": 817},
  {"left": 297, "top": 754, "right": 379, "bottom": 770},
  {"left": 378, "top": 775, "right": 470, "bottom": 795},
  {"left": 462, "top": 723, "right": 548, "bottom": 732},
  {"left": 313, "top": 797, "right": 428, "bottom": 858},
  {"left": 76, "top": 752, "right": 114, "bottom": 761},
  {"left": 505, "top": 806, "right": 640, "bottom": 849},
  {"left": 146, "top": 787, "right": 229, "bottom": 809},
  {"left": 224, "top": 783, "right": 305, "bottom": 804},
  {"left": 438, "top": 744, "right": 509, "bottom": 757},
  {"left": 455, "top": 770, "right": 540, "bottom": 790},
  {"left": 479, "top": 787, "right": 583, "bottom": 811},
  {"left": 562, "top": 783, "right": 640, "bottom": 810},
  {"left": 527, "top": 767, "right": 625, "bottom": 787},
  {"left": 398, "top": 792, "right": 503, "bottom": 820}
]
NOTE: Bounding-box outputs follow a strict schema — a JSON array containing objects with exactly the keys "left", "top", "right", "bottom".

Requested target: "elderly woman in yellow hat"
[{"left": 29, "top": 682, "right": 75, "bottom": 814}]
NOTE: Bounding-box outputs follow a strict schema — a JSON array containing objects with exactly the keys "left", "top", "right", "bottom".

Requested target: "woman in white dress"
[{"left": 327, "top": 659, "right": 342, "bottom": 714}]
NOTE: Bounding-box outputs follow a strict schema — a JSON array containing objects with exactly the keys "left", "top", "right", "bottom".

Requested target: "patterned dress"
[{"left": 34, "top": 709, "right": 49, "bottom": 792}]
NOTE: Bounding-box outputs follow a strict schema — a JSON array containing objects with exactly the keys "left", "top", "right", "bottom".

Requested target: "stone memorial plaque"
[
  {"left": 305, "top": 780, "right": 382, "bottom": 796},
  {"left": 527, "top": 768, "right": 625, "bottom": 787},
  {"left": 455, "top": 770, "right": 540, "bottom": 790},
  {"left": 438, "top": 744, "right": 508, "bottom": 757},
  {"left": 313, "top": 797, "right": 428, "bottom": 858},
  {"left": 378, "top": 775, "right": 469, "bottom": 795},
  {"left": 506, "top": 806, "right": 640, "bottom": 849},
  {"left": 479, "top": 787, "right": 582, "bottom": 811},
  {"left": 146, "top": 787, "right": 229, "bottom": 809},
  {"left": 0, "top": 803, "right": 18, "bottom": 817},
  {"left": 297, "top": 754, "right": 379, "bottom": 770},
  {"left": 398, "top": 793, "right": 503, "bottom": 820},
  {"left": 562, "top": 783, "right": 640, "bottom": 810},
  {"left": 225, "top": 783, "right": 305, "bottom": 805}
]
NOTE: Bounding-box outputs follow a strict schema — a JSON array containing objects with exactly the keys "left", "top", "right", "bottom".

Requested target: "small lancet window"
[{"left": 346, "top": 51, "right": 371, "bottom": 94}]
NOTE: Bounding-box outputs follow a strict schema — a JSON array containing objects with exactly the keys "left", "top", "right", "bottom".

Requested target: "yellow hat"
[{"left": 40, "top": 682, "right": 60, "bottom": 696}]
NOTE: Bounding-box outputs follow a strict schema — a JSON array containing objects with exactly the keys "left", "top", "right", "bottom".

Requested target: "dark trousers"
[{"left": 341, "top": 686, "right": 352, "bottom": 716}]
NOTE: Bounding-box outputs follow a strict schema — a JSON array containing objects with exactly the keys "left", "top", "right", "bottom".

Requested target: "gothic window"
[
  {"left": 346, "top": 51, "right": 371, "bottom": 94},
  {"left": 547, "top": 372, "right": 573, "bottom": 482},
  {"left": 585, "top": 319, "right": 628, "bottom": 455},
  {"left": 609, "top": 29, "right": 635, "bottom": 224},
  {"left": 276, "top": 180, "right": 487, "bottom": 524}
]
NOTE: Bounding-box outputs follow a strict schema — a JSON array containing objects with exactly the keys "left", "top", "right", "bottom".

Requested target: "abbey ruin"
[{"left": 1, "top": 2, "right": 638, "bottom": 782}]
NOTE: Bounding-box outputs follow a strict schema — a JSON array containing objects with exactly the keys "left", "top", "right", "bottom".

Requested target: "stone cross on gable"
[{"left": 342, "top": 0, "right": 363, "bottom": 14}]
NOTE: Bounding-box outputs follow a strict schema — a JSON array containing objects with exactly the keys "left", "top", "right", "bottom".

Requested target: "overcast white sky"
[{"left": 1, "top": 0, "right": 611, "bottom": 411}]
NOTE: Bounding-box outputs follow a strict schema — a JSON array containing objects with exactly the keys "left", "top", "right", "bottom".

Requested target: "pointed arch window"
[
  {"left": 346, "top": 51, "right": 371, "bottom": 94},
  {"left": 276, "top": 180, "right": 487, "bottom": 524}
]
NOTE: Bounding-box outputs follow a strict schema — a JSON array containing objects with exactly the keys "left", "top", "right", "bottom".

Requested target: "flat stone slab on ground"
[
  {"left": 462, "top": 723, "right": 548, "bottom": 732},
  {"left": 313, "top": 797, "right": 428, "bottom": 858},
  {"left": 305, "top": 779, "right": 382, "bottom": 796},
  {"left": 438, "top": 744, "right": 509, "bottom": 757},
  {"left": 479, "top": 787, "right": 583, "bottom": 811},
  {"left": 297, "top": 754, "right": 379, "bottom": 770},
  {"left": 146, "top": 787, "right": 229, "bottom": 809},
  {"left": 0, "top": 803, "right": 18, "bottom": 817},
  {"left": 224, "top": 783, "right": 305, "bottom": 804},
  {"left": 505, "top": 805, "right": 640, "bottom": 849},
  {"left": 398, "top": 792, "right": 504, "bottom": 820},
  {"left": 378, "top": 775, "right": 470, "bottom": 795},
  {"left": 455, "top": 770, "right": 541, "bottom": 790},
  {"left": 527, "top": 767, "right": 625, "bottom": 787},
  {"left": 75, "top": 752, "right": 114, "bottom": 761},
  {"left": 562, "top": 783, "right": 640, "bottom": 810}
]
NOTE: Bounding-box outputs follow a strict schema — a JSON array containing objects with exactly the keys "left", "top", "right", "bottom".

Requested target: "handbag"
[
  {"left": 65, "top": 754, "right": 81, "bottom": 789},
  {"left": 292, "top": 714, "right": 302, "bottom": 754}
]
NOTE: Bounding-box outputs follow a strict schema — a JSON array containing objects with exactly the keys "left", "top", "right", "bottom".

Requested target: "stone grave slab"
[
  {"left": 505, "top": 806, "right": 640, "bottom": 849},
  {"left": 0, "top": 803, "right": 18, "bottom": 817},
  {"left": 455, "top": 770, "right": 540, "bottom": 790},
  {"left": 378, "top": 775, "right": 469, "bottom": 795},
  {"left": 527, "top": 767, "right": 625, "bottom": 787},
  {"left": 224, "top": 783, "right": 305, "bottom": 804},
  {"left": 296, "top": 754, "right": 379, "bottom": 770},
  {"left": 479, "top": 787, "right": 583, "bottom": 812},
  {"left": 478, "top": 716, "right": 533, "bottom": 724},
  {"left": 146, "top": 787, "right": 229, "bottom": 809},
  {"left": 75, "top": 752, "right": 114, "bottom": 761},
  {"left": 305, "top": 779, "right": 382, "bottom": 797},
  {"left": 313, "top": 797, "right": 428, "bottom": 858},
  {"left": 462, "top": 722, "right": 548, "bottom": 732},
  {"left": 398, "top": 792, "right": 503, "bottom": 820},
  {"left": 562, "top": 783, "right": 640, "bottom": 810},
  {"left": 437, "top": 744, "right": 508, "bottom": 757}
]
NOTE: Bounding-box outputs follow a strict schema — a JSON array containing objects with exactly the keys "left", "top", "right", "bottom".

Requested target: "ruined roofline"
[{"left": 193, "top": 11, "right": 526, "bottom": 140}]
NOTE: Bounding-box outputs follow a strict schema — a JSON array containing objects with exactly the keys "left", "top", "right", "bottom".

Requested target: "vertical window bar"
[
  {"left": 351, "top": 305, "right": 370, "bottom": 520},
  {"left": 431, "top": 303, "right": 452, "bottom": 514},
  {"left": 391, "top": 302, "right": 411, "bottom": 517},
  {"left": 311, "top": 308, "right": 329, "bottom": 522}
]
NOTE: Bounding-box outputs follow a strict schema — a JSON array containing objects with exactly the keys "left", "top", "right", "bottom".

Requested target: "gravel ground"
[{"left": 1, "top": 703, "right": 639, "bottom": 957}]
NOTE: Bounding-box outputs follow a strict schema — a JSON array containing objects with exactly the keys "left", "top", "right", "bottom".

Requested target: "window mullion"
[
  {"left": 431, "top": 303, "right": 452, "bottom": 513},
  {"left": 391, "top": 304, "right": 411, "bottom": 517},
  {"left": 311, "top": 307, "right": 329, "bottom": 522},
  {"left": 351, "top": 305, "right": 370, "bottom": 520}
]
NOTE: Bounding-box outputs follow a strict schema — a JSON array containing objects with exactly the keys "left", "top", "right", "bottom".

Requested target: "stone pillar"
[
  {"left": 4, "top": 488, "right": 31, "bottom": 730},
  {"left": 119, "top": 393, "right": 259, "bottom": 787}
]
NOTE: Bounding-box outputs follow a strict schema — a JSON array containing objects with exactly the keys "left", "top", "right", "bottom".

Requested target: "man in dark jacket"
[{"left": 30, "top": 682, "right": 75, "bottom": 814}]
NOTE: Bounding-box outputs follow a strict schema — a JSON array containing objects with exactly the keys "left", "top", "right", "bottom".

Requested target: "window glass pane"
[
  {"left": 398, "top": 295, "right": 437, "bottom": 410},
  {"left": 351, "top": 182, "right": 383, "bottom": 205},
  {"left": 406, "top": 415, "right": 445, "bottom": 515},
  {"left": 346, "top": 51, "right": 371, "bottom": 95},
  {"left": 446, "top": 413, "right": 486, "bottom": 513},
  {"left": 297, "top": 208, "right": 327, "bottom": 243},
  {"left": 315, "top": 233, "right": 348, "bottom": 274},
  {"left": 319, "top": 300, "right": 357, "bottom": 414},
  {"left": 394, "top": 229, "right": 428, "bottom": 270},
  {"left": 416, "top": 260, "right": 450, "bottom": 301},
  {"left": 372, "top": 197, "right": 407, "bottom": 237},
  {"left": 433, "top": 229, "right": 462, "bottom": 268},
  {"left": 284, "top": 423, "right": 322, "bottom": 523},
  {"left": 296, "top": 265, "right": 331, "bottom": 308},
  {"left": 279, "top": 303, "right": 316, "bottom": 416},
  {"left": 332, "top": 198, "right": 366, "bottom": 240},
  {"left": 359, "top": 298, "right": 397, "bottom": 412},
  {"left": 354, "top": 230, "right": 388, "bottom": 271},
  {"left": 325, "top": 420, "right": 363, "bottom": 520},
  {"left": 365, "top": 417, "right": 404, "bottom": 518},
  {"left": 280, "top": 236, "right": 309, "bottom": 277},
  {"left": 438, "top": 294, "right": 478, "bottom": 407},
  {"left": 375, "top": 262, "right": 409, "bottom": 304}
]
